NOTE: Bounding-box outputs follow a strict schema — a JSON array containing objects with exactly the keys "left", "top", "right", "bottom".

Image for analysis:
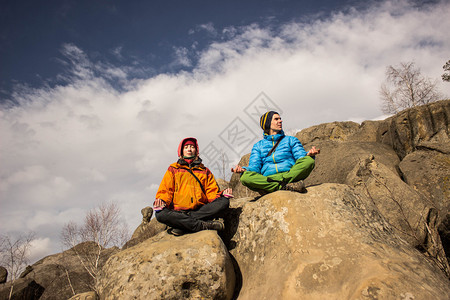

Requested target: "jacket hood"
[{"left": 178, "top": 137, "right": 199, "bottom": 157}]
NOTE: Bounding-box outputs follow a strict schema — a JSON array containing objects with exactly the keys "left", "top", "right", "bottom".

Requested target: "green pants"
[{"left": 240, "top": 156, "right": 315, "bottom": 193}]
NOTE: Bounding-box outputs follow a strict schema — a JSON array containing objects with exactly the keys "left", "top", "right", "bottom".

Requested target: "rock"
[
  {"left": 0, "top": 278, "right": 44, "bottom": 300},
  {"left": 0, "top": 266, "right": 7, "bottom": 283},
  {"left": 295, "top": 121, "right": 360, "bottom": 144},
  {"left": 302, "top": 141, "right": 400, "bottom": 187},
  {"left": 216, "top": 178, "right": 229, "bottom": 190},
  {"left": 0, "top": 241, "right": 120, "bottom": 300},
  {"left": 377, "top": 99, "right": 450, "bottom": 159},
  {"left": 345, "top": 155, "right": 429, "bottom": 248},
  {"left": 225, "top": 185, "right": 450, "bottom": 299},
  {"left": 123, "top": 216, "right": 167, "bottom": 249},
  {"left": 19, "top": 265, "right": 33, "bottom": 278},
  {"left": 399, "top": 150, "right": 450, "bottom": 216},
  {"left": 68, "top": 291, "right": 99, "bottom": 300},
  {"left": 97, "top": 230, "right": 235, "bottom": 300}
]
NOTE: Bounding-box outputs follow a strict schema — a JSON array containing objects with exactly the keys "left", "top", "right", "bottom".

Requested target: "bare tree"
[
  {"left": 0, "top": 232, "right": 35, "bottom": 282},
  {"left": 443, "top": 60, "right": 450, "bottom": 82},
  {"left": 380, "top": 62, "right": 443, "bottom": 114},
  {"left": 218, "top": 149, "right": 232, "bottom": 181},
  {"left": 60, "top": 202, "right": 129, "bottom": 291}
]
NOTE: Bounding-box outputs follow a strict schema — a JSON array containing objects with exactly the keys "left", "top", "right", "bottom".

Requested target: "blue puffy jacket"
[{"left": 246, "top": 130, "right": 308, "bottom": 176}]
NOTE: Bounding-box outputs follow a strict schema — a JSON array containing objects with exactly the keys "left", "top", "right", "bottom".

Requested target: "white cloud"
[
  {"left": 29, "top": 237, "right": 52, "bottom": 263},
  {"left": 1, "top": 0, "right": 449, "bottom": 258}
]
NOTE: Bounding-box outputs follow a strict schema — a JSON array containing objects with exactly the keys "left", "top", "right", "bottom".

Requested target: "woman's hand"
[
  {"left": 153, "top": 199, "right": 166, "bottom": 211},
  {"left": 222, "top": 188, "right": 234, "bottom": 198}
]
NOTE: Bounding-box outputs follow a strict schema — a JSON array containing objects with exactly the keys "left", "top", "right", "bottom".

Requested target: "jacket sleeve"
[
  {"left": 246, "top": 142, "right": 263, "bottom": 173},
  {"left": 204, "top": 168, "right": 221, "bottom": 203},
  {"left": 290, "top": 137, "right": 308, "bottom": 160},
  {"left": 155, "top": 168, "right": 175, "bottom": 206}
]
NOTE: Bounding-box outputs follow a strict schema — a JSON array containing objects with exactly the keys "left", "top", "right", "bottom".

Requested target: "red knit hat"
[{"left": 177, "top": 137, "right": 199, "bottom": 157}]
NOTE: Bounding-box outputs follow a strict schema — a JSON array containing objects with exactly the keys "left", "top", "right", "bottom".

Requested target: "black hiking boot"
[
  {"left": 168, "top": 227, "right": 185, "bottom": 236},
  {"left": 201, "top": 219, "right": 225, "bottom": 231},
  {"left": 282, "top": 180, "right": 307, "bottom": 193}
]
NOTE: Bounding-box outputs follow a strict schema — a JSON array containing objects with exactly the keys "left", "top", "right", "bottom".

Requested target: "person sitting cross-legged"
[
  {"left": 154, "top": 137, "right": 232, "bottom": 236},
  {"left": 231, "top": 111, "right": 319, "bottom": 195}
]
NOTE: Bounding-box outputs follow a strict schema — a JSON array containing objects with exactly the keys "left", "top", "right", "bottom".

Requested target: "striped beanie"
[{"left": 260, "top": 111, "right": 278, "bottom": 133}]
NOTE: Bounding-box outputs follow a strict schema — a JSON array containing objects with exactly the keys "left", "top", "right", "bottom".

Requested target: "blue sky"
[
  {"left": 1, "top": 0, "right": 449, "bottom": 262},
  {"left": 1, "top": 0, "right": 373, "bottom": 101}
]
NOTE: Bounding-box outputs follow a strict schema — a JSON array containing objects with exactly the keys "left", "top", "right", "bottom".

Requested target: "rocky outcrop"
[
  {"left": 2, "top": 100, "right": 449, "bottom": 299},
  {"left": 97, "top": 230, "right": 235, "bottom": 300},
  {"left": 0, "top": 278, "right": 44, "bottom": 300},
  {"left": 378, "top": 99, "right": 450, "bottom": 159},
  {"left": 0, "top": 242, "right": 119, "bottom": 300},
  {"left": 223, "top": 186, "right": 450, "bottom": 299}
]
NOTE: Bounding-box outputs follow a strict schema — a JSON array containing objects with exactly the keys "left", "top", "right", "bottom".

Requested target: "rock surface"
[
  {"left": 225, "top": 185, "right": 450, "bottom": 299},
  {"left": 97, "top": 230, "right": 236, "bottom": 300},
  {"left": 0, "top": 242, "right": 119, "bottom": 300},
  {"left": 0, "top": 266, "right": 7, "bottom": 284},
  {"left": 0, "top": 278, "right": 45, "bottom": 300},
  {"left": 377, "top": 99, "right": 450, "bottom": 159}
]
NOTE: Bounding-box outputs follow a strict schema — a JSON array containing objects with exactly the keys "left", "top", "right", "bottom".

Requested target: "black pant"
[{"left": 155, "top": 196, "right": 229, "bottom": 232}]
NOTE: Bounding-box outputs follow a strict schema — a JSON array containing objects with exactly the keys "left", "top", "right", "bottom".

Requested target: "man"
[
  {"left": 232, "top": 111, "right": 319, "bottom": 194},
  {"left": 154, "top": 137, "right": 233, "bottom": 236}
]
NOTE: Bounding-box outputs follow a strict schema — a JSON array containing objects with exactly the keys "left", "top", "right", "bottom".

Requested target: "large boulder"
[
  {"left": 97, "top": 230, "right": 236, "bottom": 300},
  {"left": 302, "top": 141, "right": 400, "bottom": 187},
  {"left": 0, "top": 242, "right": 120, "bottom": 300},
  {"left": 0, "top": 278, "right": 44, "bottom": 300},
  {"left": 224, "top": 185, "right": 450, "bottom": 299},
  {"left": 377, "top": 99, "right": 450, "bottom": 159},
  {"left": 399, "top": 149, "right": 450, "bottom": 264},
  {"left": 399, "top": 150, "right": 450, "bottom": 215},
  {"left": 345, "top": 155, "right": 431, "bottom": 248}
]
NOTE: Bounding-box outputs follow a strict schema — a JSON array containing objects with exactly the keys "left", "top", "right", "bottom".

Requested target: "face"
[
  {"left": 183, "top": 144, "right": 197, "bottom": 157},
  {"left": 270, "top": 114, "right": 282, "bottom": 132}
]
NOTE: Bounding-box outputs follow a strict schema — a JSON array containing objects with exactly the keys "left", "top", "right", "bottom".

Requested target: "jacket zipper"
[{"left": 271, "top": 136, "right": 279, "bottom": 173}]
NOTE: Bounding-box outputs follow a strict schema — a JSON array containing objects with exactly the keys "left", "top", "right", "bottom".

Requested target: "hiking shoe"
[
  {"left": 168, "top": 228, "right": 185, "bottom": 236},
  {"left": 282, "top": 180, "right": 307, "bottom": 193},
  {"left": 201, "top": 220, "right": 225, "bottom": 231}
]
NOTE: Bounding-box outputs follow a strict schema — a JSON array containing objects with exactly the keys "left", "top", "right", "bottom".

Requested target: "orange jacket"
[{"left": 155, "top": 159, "right": 221, "bottom": 211}]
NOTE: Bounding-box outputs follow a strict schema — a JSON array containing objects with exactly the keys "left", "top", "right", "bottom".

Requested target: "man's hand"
[
  {"left": 231, "top": 165, "right": 245, "bottom": 173},
  {"left": 153, "top": 199, "right": 166, "bottom": 211},
  {"left": 307, "top": 146, "right": 320, "bottom": 157},
  {"left": 222, "top": 188, "right": 234, "bottom": 198}
]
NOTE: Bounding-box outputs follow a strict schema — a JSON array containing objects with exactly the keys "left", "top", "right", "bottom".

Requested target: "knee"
[
  {"left": 155, "top": 209, "right": 169, "bottom": 223},
  {"left": 240, "top": 171, "right": 251, "bottom": 186},
  {"left": 222, "top": 196, "right": 230, "bottom": 208},
  {"left": 215, "top": 196, "right": 230, "bottom": 209},
  {"left": 307, "top": 156, "right": 315, "bottom": 170}
]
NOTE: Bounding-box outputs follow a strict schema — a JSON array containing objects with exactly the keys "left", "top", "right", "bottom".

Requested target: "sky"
[{"left": 1, "top": 0, "right": 449, "bottom": 263}]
